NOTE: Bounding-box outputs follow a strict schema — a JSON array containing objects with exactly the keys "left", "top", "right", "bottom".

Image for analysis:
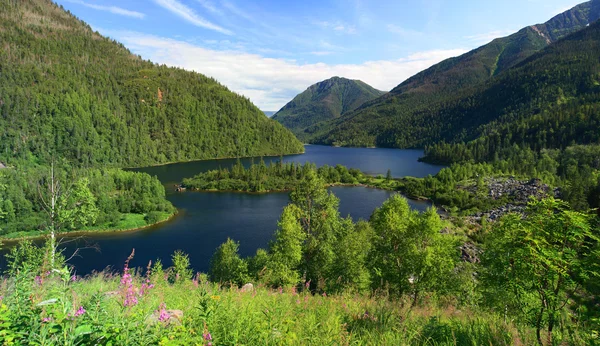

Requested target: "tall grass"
[{"left": 0, "top": 263, "right": 542, "bottom": 345}]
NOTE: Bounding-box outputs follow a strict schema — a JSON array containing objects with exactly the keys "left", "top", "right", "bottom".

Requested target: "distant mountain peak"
[{"left": 272, "top": 77, "right": 385, "bottom": 140}]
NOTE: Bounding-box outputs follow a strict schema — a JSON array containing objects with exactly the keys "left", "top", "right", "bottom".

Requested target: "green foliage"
[
  {"left": 0, "top": 243, "right": 545, "bottom": 346},
  {"left": 170, "top": 250, "right": 193, "bottom": 283},
  {"left": 370, "top": 195, "right": 459, "bottom": 304},
  {"left": 0, "top": 0, "right": 303, "bottom": 169},
  {"left": 4, "top": 241, "right": 47, "bottom": 277},
  {"left": 480, "top": 198, "right": 598, "bottom": 345},
  {"left": 0, "top": 166, "right": 175, "bottom": 238},
  {"left": 182, "top": 160, "right": 369, "bottom": 193},
  {"left": 209, "top": 238, "right": 249, "bottom": 286},
  {"left": 262, "top": 205, "right": 306, "bottom": 287}
]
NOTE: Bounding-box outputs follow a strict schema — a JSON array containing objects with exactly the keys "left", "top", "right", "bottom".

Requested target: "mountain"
[
  {"left": 272, "top": 77, "right": 385, "bottom": 140},
  {"left": 263, "top": 111, "right": 277, "bottom": 117},
  {"left": 0, "top": 0, "right": 303, "bottom": 168},
  {"left": 309, "top": 0, "right": 600, "bottom": 148}
]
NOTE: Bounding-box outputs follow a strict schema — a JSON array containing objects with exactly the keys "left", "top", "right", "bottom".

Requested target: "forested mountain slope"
[
  {"left": 0, "top": 0, "right": 304, "bottom": 168},
  {"left": 309, "top": 0, "right": 600, "bottom": 148},
  {"left": 272, "top": 77, "right": 385, "bottom": 140}
]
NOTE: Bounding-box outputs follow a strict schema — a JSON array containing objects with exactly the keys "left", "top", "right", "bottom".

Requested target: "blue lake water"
[{"left": 3, "top": 146, "right": 444, "bottom": 275}]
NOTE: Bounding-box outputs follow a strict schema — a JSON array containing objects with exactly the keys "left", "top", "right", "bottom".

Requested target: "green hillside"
[
  {"left": 272, "top": 77, "right": 385, "bottom": 140},
  {"left": 309, "top": 0, "right": 600, "bottom": 148},
  {"left": 0, "top": 0, "right": 304, "bottom": 168}
]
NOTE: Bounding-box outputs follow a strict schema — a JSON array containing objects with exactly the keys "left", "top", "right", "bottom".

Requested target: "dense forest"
[
  {"left": 0, "top": 0, "right": 303, "bottom": 168},
  {"left": 0, "top": 162, "right": 175, "bottom": 239},
  {"left": 181, "top": 159, "right": 369, "bottom": 192},
  {"left": 272, "top": 77, "right": 385, "bottom": 141},
  {"left": 305, "top": 1, "right": 600, "bottom": 153}
]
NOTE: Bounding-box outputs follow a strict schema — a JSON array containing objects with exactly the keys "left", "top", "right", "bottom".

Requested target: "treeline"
[
  {"left": 182, "top": 159, "right": 368, "bottom": 192},
  {"left": 207, "top": 173, "right": 600, "bottom": 344},
  {"left": 418, "top": 144, "right": 600, "bottom": 211},
  {"left": 0, "top": 0, "right": 303, "bottom": 168},
  {"left": 0, "top": 163, "right": 174, "bottom": 238}
]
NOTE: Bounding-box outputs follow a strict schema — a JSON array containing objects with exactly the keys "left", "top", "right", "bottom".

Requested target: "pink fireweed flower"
[
  {"left": 35, "top": 276, "right": 42, "bottom": 286},
  {"left": 158, "top": 303, "right": 170, "bottom": 322},
  {"left": 42, "top": 317, "right": 52, "bottom": 323},
  {"left": 120, "top": 250, "right": 139, "bottom": 307},
  {"left": 71, "top": 275, "right": 77, "bottom": 282},
  {"left": 74, "top": 306, "right": 86, "bottom": 317},
  {"left": 203, "top": 332, "right": 212, "bottom": 341}
]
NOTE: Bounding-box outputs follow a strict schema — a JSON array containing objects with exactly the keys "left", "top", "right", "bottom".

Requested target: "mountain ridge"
[
  {"left": 308, "top": 0, "right": 600, "bottom": 148},
  {"left": 0, "top": 0, "right": 304, "bottom": 168}
]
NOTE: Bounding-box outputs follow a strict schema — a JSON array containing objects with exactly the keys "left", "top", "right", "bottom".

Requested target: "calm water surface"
[{"left": 3, "top": 146, "right": 443, "bottom": 275}]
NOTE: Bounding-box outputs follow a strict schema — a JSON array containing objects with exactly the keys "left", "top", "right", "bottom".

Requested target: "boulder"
[{"left": 241, "top": 283, "right": 254, "bottom": 292}]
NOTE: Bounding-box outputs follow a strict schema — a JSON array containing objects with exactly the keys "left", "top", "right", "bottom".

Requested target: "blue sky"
[{"left": 56, "top": 0, "right": 585, "bottom": 110}]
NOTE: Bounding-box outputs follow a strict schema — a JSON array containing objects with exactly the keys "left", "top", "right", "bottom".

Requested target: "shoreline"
[
  {"left": 123, "top": 150, "right": 307, "bottom": 170},
  {"left": 183, "top": 182, "right": 432, "bottom": 203},
  {"left": 0, "top": 211, "right": 179, "bottom": 244}
]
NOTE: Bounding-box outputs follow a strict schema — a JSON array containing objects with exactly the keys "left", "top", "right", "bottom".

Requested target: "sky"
[{"left": 55, "top": 0, "right": 585, "bottom": 110}]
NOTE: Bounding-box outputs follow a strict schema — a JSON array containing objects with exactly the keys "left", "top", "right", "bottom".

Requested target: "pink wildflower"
[
  {"left": 42, "top": 317, "right": 52, "bottom": 323},
  {"left": 74, "top": 306, "right": 86, "bottom": 317},
  {"left": 158, "top": 303, "right": 170, "bottom": 322},
  {"left": 121, "top": 250, "right": 138, "bottom": 307},
  {"left": 35, "top": 276, "right": 42, "bottom": 286}
]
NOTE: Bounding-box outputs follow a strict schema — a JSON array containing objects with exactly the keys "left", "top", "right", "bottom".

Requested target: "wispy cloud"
[
  {"left": 464, "top": 30, "right": 514, "bottom": 44},
  {"left": 195, "top": 0, "right": 222, "bottom": 15},
  {"left": 314, "top": 20, "right": 357, "bottom": 34},
  {"left": 65, "top": 0, "right": 145, "bottom": 19},
  {"left": 101, "top": 30, "right": 466, "bottom": 110},
  {"left": 310, "top": 51, "right": 333, "bottom": 56},
  {"left": 222, "top": 1, "right": 256, "bottom": 23},
  {"left": 386, "top": 24, "right": 424, "bottom": 38},
  {"left": 153, "top": 0, "right": 233, "bottom": 35}
]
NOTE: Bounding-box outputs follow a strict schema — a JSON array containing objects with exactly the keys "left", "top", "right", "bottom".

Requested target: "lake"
[{"left": 4, "top": 146, "right": 443, "bottom": 275}]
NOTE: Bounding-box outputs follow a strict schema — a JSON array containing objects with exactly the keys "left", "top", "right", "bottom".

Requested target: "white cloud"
[
  {"left": 153, "top": 0, "right": 233, "bottom": 35},
  {"left": 464, "top": 30, "right": 514, "bottom": 45},
  {"left": 103, "top": 30, "right": 466, "bottom": 110},
  {"left": 65, "top": 0, "right": 145, "bottom": 19}
]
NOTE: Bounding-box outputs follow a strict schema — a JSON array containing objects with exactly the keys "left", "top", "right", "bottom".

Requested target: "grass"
[
  {"left": 0, "top": 212, "right": 176, "bottom": 242},
  {"left": 0, "top": 268, "right": 539, "bottom": 346}
]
